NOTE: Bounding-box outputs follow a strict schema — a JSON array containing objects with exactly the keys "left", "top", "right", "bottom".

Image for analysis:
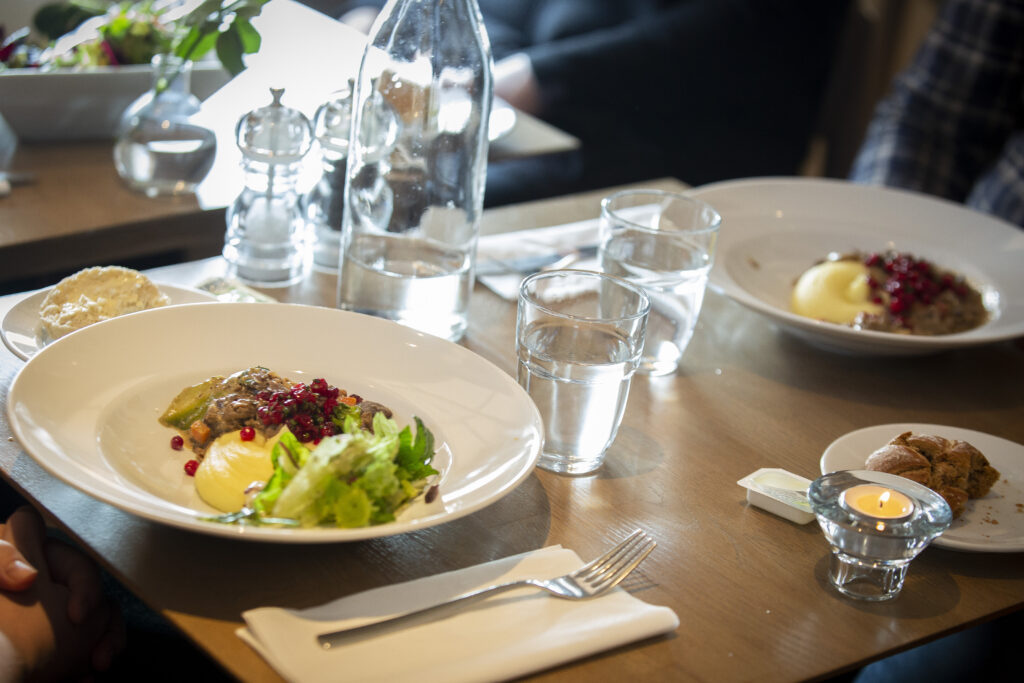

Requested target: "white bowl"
[
  {"left": 0, "top": 61, "right": 229, "bottom": 141},
  {"left": 690, "top": 177, "right": 1024, "bottom": 355}
]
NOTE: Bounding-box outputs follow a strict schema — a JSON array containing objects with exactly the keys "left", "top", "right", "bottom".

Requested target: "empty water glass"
[
  {"left": 516, "top": 270, "right": 650, "bottom": 475},
  {"left": 598, "top": 189, "right": 721, "bottom": 376}
]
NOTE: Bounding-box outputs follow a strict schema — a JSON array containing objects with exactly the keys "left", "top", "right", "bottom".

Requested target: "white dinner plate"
[
  {"left": 1, "top": 283, "right": 217, "bottom": 362},
  {"left": 689, "top": 178, "right": 1024, "bottom": 355},
  {"left": 7, "top": 303, "right": 544, "bottom": 542},
  {"left": 820, "top": 423, "right": 1024, "bottom": 552}
]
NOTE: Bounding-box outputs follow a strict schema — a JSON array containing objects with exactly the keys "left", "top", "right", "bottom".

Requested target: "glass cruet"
[{"left": 223, "top": 88, "right": 313, "bottom": 287}]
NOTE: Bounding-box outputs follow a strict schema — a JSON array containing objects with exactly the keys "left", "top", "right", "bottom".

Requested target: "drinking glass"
[
  {"left": 516, "top": 270, "right": 650, "bottom": 475},
  {"left": 598, "top": 189, "right": 721, "bottom": 376}
]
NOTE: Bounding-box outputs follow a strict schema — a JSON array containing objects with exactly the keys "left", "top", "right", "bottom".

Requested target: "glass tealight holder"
[{"left": 808, "top": 470, "right": 952, "bottom": 602}]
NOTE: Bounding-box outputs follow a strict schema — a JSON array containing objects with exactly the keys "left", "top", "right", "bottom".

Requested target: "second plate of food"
[
  {"left": 820, "top": 423, "right": 1024, "bottom": 552},
  {"left": 689, "top": 177, "right": 1024, "bottom": 355}
]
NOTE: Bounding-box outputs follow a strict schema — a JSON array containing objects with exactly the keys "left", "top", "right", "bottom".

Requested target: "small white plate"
[
  {"left": 7, "top": 302, "right": 543, "bottom": 542},
  {"left": 820, "top": 423, "right": 1024, "bottom": 552},
  {"left": 689, "top": 178, "right": 1024, "bottom": 355},
  {"left": 1, "top": 283, "right": 217, "bottom": 362}
]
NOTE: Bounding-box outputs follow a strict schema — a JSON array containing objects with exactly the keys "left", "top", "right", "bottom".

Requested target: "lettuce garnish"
[{"left": 210, "top": 411, "right": 437, "bottom": 528}]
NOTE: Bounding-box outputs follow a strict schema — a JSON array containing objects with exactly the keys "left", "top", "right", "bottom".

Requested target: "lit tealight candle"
[{"left": 839, "top": 484, "right": 915, "bottom": 520}]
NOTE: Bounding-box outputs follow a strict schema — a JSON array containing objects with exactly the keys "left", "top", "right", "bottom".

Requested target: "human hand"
[
  {"left": 0, "top": 506, "right": 125, "bottom": 681},
  {"left": 495, "top": 53, "right": 542, "bottom": 115},
  {"left": 0, "top": 517, "right": 37, "bottom": 592}
]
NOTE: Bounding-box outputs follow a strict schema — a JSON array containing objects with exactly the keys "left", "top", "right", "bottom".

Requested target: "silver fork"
[{"left": 317, "top": 528, "right": 656, "bottom": 649}]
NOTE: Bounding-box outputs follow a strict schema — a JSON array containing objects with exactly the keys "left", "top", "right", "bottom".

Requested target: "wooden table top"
[{"left": 1, "top": 178, "right": 1022, "bottom": 682}]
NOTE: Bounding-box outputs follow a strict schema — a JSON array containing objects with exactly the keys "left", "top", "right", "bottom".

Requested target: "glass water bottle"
[{"left": 337, "top": 0, "right": 493, "bottom": 342}]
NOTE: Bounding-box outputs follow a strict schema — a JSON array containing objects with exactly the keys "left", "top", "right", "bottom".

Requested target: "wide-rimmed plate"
[
  {"left": 7, "top": 303, "right": 543, "bottom": 542},
  {"left": 1, "top": 283, "right": 217, "bottom": 361},
  {"left": 689, "top": 178, "right": 1024, "bottom": 355},
  {"left": 820, "top": 423, "right": 1024, "bottom": 552}
]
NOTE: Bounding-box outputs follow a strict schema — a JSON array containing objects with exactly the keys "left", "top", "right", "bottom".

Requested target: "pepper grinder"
[
  {"left": 304, "top": 82, "right": 354, "bottom": 272},
  {"left": 223, "top": 88, "right": 313, "bottom": 287}
]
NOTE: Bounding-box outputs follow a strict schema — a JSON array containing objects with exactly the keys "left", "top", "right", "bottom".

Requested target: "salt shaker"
[
  {"left": 337, "top": 0, "right": 493, "bottom": 342},
  {"left": 223, "top": 88, "right": 313, "bottom": 287}
]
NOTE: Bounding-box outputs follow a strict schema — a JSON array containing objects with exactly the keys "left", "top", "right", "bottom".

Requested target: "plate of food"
[
  {"left": 6, "top": 302, "right": 544, "bottom": 542},
  {"left": 820, "top": 423, "right": 1024, "bottom": 552},
  {"left": 1, "top": 266, "right": 217, "bottom": 361},
  {"left": 688, "top": 177, "right": 1024, "bottom": 355}
]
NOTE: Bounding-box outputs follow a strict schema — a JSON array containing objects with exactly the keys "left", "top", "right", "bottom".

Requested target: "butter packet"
[{"left": 737, "top": 468, "right": 815, "bottom": 524}]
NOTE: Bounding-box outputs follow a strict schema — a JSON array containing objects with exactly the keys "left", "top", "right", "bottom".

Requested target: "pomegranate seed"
[
  {"left": 184, "top": 460, "right": 199, "bottom": 476},
  {"left": 889, "top": 299, "right": 906, "bottom": 314},
  {"left": 170, "top": 435, "right": 184, "bottom": 450},
  {"left": 240, "top": 426, "right": 256, "bottom": 441}
]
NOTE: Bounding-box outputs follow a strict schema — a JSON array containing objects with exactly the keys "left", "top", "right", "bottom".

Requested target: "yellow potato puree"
[
  {"left": 195, "top": 429, "right": 283, "bottom": 512},
  {"left": 790, "top": 260, "right": 884, "bottom": 324}
]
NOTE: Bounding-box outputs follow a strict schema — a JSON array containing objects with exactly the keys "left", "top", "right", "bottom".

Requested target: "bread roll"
[{"left": 865, "top": 431, "right": 999, "bottom": 518}]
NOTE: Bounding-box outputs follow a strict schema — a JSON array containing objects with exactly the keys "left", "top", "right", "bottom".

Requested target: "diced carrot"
[
  {"left": 190, "top": 420, "right": 211, "bottom": 445},
  {"left": 340, "top": 396, "right": 358, "bottom": 406}
]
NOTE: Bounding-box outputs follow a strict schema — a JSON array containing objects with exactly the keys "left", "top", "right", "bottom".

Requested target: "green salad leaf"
[{"left": 217, "top": 411, "right": 438, "bottom": 529}]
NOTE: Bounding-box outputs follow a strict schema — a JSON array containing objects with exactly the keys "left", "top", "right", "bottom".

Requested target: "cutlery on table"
[
  {"left": 0, "top": 171, "right": 36, "bottom": 197},
  {"left": 317, "top": 528, "right": 656, "bottom": 649},
  {"left": 475, "top": 244, "right": 599, "bottom": 277}
]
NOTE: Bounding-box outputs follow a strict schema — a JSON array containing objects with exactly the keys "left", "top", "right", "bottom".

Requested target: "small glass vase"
[{"left": 113, "top": 54, "right": 217, "bottom": 197}]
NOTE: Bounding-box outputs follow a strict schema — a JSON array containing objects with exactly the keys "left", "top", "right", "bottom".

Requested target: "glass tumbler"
[
  {"left": 598, "top": 189, "right": 721, "bottom": 375},
  {"left": 516, "top": 270, "right": 650, "bottom": 475}
]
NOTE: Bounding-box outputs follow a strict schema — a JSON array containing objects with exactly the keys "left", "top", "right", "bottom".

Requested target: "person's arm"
[
  {"left": 494, "top": 52, "right": 542, "bottom": 114},
  {"left": 850, "top": 0, "right": 1024, "bottom": 202}
]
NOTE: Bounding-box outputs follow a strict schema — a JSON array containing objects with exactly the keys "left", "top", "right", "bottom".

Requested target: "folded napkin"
[
  {"left": 239, "top": 545, "right": 679, "bottom": 683},
  {"left": 476, "top": 218, "right": 601, "bottom": 300}
]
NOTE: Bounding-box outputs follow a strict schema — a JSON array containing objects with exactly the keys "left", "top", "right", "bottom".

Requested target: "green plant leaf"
[
  {"left": 234, "top": 18, "right": 262, "bottom": 54},
  {"left": 216, "top": 28, "right": 245, "bottom": 75}
]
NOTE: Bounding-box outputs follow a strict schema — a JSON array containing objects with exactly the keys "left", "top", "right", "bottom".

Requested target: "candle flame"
[{"left": 878, "top": 491, "right": 891, "bottom": 509}]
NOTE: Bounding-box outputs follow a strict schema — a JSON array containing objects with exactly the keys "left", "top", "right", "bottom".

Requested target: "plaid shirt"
[{"left": 849, "top": 0, "right": 1024, "bottom": 228}]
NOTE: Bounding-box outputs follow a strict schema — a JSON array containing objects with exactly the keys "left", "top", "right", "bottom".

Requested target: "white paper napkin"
[
  {"left": 239, "top": 545, "right": 678, "bottom": 683},
  {"left": 476, "top": 218, "right": 602, "bottom": 300}
]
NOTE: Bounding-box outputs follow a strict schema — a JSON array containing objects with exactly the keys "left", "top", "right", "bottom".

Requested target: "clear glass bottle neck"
[{"left": 151, "top": 54, "right": 192, "bottom": 96}]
